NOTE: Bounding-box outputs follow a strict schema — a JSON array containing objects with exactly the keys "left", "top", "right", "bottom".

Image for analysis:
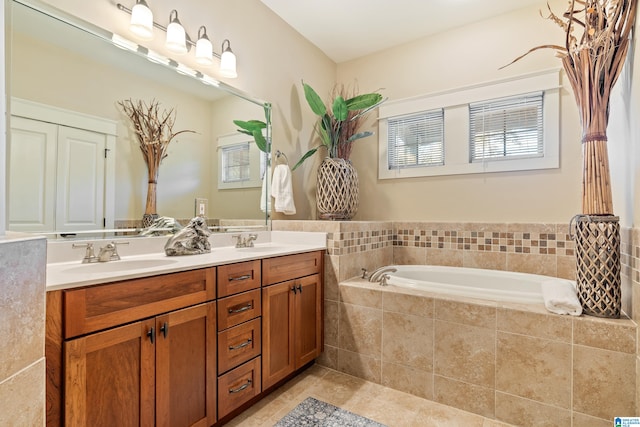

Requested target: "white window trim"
[{"left": 378, "top": 69, "right": 560, "bottom": 179}]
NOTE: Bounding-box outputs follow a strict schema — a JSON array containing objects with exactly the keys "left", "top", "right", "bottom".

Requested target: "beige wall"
[{"left": 332, "top": 0, "right": 585, "bottom": 223}]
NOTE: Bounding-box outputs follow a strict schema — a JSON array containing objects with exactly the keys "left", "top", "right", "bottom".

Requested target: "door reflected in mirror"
[{"left": 8, "top": 0, "right": 271, "bottom": 238}]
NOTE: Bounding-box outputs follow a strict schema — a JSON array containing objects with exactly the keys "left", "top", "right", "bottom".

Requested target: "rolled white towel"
[{"left": 541, "top": 279, "right": 582, "bottom": 316}]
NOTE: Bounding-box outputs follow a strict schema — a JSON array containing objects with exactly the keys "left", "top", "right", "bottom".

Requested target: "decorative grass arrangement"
[
  {"left": 118, "top": 99, "right": 194, "bottom": 225},
  {"left": 506, "top": 0, "right": 637, "bottom": 215}
]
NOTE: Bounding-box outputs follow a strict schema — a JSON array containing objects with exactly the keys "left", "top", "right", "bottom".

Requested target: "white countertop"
[{"left": 46, "top": 231, "right": 326, "bottom": 291}]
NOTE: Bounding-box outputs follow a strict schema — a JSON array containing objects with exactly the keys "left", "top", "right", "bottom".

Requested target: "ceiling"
[{"left": 261, "top": 0, "right": 544, "bottom": 63}]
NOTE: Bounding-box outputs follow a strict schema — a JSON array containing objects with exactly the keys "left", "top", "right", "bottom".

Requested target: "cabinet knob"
[
  {"left": 291, "top": 285, "right": 297, "bottom": 294},
  {"left": 160, "top": 322, "right": 168, "bottom": 338},
  {"left": 147, "top": 327, "right": 155, "bottom": 344},
  {"left": 297, "top": 284, "right": 303, "bottom": 293}
]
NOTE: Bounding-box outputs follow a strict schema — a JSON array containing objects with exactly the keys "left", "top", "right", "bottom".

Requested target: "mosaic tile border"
[{"left": 326, "top": 230, "right": 394, "bottom": 256}]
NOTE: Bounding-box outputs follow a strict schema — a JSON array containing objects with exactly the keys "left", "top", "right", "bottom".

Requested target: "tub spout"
[{"left": 369, "top": 266, "right": 397, "bottom": 283}]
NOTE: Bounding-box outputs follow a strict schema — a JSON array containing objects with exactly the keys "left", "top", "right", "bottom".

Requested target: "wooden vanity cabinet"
[
  {"left": 261, "top": 251, "right": 323, "bottom": 390},
  {"left": 47, "top": 268, "right": 217, "bottom": 427}
]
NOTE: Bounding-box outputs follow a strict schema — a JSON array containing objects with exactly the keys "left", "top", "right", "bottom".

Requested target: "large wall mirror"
[{"left": 7, "top": 0, "right": 271, "bottom": 238}]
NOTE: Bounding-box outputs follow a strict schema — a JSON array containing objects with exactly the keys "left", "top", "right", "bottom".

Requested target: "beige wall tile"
[
  {"left": 507, "top": 223, "right": 556, "bottom": 233},
  {"left": 433, "top": 375, "right": 495, "bottom": 418},
  {"left": 381, "top": 361, "right": 433, "bottom": 400},
  {"left": 556, "top": 255, "right": 576, "bottom": 280},
  {"left": 339, "top": 285, "right": 382, "bottom": 309},
  {"left": 324, "top": 254, "right": 340, "bottom": 301},
  {"left": 463, "top": 251, "right": 507, "bottom": 271},
  {"left": 271, "top": 220, "right": 304, "bottom": 231},
  {"left": 496, "top": 332, "right": 571, "bottom": 408},
  {"left": 506, "top": 253, "right": 556, "bottom": 276},
  {"left": 495, "top": 392, "right": 571, "bottom": 427},
  {"left": 572, "top": 412, "right": 612, "bottom": 427},
  {"left": 573, "top": 345, "right": 636, "bottom": 419},
  {"left": 316, "top": 345, "right": 338, "bottom": 370},
  {"left": 573, "top": 316, "right": 636, "bottom": 354},
  {"left": 337, "top": 349, "right": 381, "bottom": 383},
  {"left": 339, "top": 303, "right": 382, "bottom": 357},
  {"left": 302, "top": 220, "right": 341, "bottom": 233},
  {"left": 497, "top": 308, "right": 572, "bottom": 342},
  {"left": 435, "top": 299, "right": 496, "bottom": 328},
  {"left": 426, "top": 248, "right": 464, "bottom": 267},
  {"left": 339, "top": 248, "right": 392, "bottom": 282},
  {"left": 383, "top": 292, "right": 434, "bottom": 318},
  {"left": 324, "top": 300, "right": 339, "bottom": 347},
  {"left": 0, "top": 359, "right": 45, "bottom": 427},
  {"left": 393, "top": 246, "right": 426, "bottom": 265},
  {"left": 0, "top": 238, "right": 46, "bottom": 381},
  {"left": 382, "top": 312, "right": 433, "bottom": 371},
  {"left": 434, "top": 320, "right": 495, "bottom": 387}
]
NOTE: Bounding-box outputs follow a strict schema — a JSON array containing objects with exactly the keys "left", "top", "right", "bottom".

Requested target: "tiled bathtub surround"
[
  {"left": 334, "top": 280, "right": 637, "bottom": 426},
  {"left": 272, "top": 220, "right": 640, "bottom": 424}
]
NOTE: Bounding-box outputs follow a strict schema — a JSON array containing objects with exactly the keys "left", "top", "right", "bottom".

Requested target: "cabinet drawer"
[
  {"left": 217, "top": 289, "right": 261, "bottom": 331},
  {"left": 218, "top": 318, "right": 261, "bottom": 374},
  {"left": 63, "top": 268, "right": 216, "bottom": 339},
  {"left": 217, "top": 260, "right": 261, "bottom": 298},
  {"left": 218, "top": 357, "right": 261, "bottom": 419},
  {"left": 263, "top": 251, "right": 322, "bottom": 286}
]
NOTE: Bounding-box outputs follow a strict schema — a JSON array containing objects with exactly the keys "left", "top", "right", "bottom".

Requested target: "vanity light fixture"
[
  {"left": 195, "top": 26, "right": 214, "bottom": 65},
  {"left": 219, "top": 39, "right": 237, "bottom": 79},
  {"left": 116, "top": 2, "right": 238, "bottom": 77},
  {"left": 165, "top": 10, "right": 188, "bottom": 54},
  {"left": 129, "top": 0, "right": 153, "bottom": 40}
]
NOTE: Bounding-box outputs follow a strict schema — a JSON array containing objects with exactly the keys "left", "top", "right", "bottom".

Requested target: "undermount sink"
[{"left": 62, "top": 258, "right": 179, "bottom": 274}]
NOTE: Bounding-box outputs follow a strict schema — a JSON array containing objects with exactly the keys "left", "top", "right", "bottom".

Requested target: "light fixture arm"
[{"left": 116, "top": 3, "right": 222, "bottom": 59}]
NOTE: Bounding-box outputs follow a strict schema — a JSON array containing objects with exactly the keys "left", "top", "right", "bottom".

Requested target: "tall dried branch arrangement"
[
  {"left": 118, "top": 99, "right": 195, "bottom": 181},
  {"left": 118, "top": 99, "right": 195, "bottom": 215},
  {"left": 507, "top": 0, "right": 637, "bottom": 215}
]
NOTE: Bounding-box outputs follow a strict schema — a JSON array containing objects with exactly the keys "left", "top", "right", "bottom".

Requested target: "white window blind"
[
  {"left": 221, "top": 142, "right": 251, "bottom": 183},
  {"left": 387, "top": 109, "right": 444, "bottom": 169},
  {"left": 469, "top": 92, "right": 543, "bottom": 162}
]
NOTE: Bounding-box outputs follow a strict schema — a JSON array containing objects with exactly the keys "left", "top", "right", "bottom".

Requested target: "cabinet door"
[
  {"left": 261, "top": 281, "right": 295, "bottom": 390},
  {"left": 295, "top": 274, "right": 323, "bottom": 367},
  {"left": 155, "top": 302, "right": 217, "bottom": 427},
  {"left": 64, "top": 319, "right": 155, "bottom": 427}
]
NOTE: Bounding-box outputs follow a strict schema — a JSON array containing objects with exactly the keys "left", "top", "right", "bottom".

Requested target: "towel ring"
[{"left": 275, "top": 150, "right": 289, "bottom": 165}]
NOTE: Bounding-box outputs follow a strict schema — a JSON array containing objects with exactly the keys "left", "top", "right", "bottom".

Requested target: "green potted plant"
[
  {"left": 233, "top": 103, "right": 272, "bottom": 154},
  {"left": 295, "top": 81, "right": 384, "bottom": 219}
]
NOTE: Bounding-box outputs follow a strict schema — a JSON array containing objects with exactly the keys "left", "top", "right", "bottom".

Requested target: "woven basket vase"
[
  {"left": 316, "top": 157, "right": 359, "bottom": 220},
  {"left": 573, "top": 215, "right": 621, "bottom": 318}
]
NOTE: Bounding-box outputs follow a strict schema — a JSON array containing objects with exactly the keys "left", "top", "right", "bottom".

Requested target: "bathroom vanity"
[{"left": 44, "top": 233, "right": 325, "bottom": 427}]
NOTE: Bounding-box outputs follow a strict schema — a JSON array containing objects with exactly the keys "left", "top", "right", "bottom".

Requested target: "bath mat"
[{"left": 273, "top": 397, "right": 387, "bottom": 427}]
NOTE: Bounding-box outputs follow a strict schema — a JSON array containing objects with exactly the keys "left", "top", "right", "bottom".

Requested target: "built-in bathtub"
[
  {"left": 328, "top": 265, "right": 637, "bottom": 424},
  {"left": 380, "top": 264, "right": 552, "bottom": 304}
]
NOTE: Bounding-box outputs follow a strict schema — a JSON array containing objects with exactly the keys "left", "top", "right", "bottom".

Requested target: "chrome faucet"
[
  {"left": 368, "top": 266, "right": 397, "bottom": 284},
  {"left": 232, "top": 233, "right": 258, "bottom": 248},
  {"left": 72, "top": 242, "right": 98, "bottom": 263},
  {"left": 97, "top": 241, "right": 129, "bottom": 262}
]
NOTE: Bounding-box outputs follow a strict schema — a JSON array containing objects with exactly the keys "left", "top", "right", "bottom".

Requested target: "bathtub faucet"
[{"left": 368, "top": 266, "right": 397, "bottom": 284}]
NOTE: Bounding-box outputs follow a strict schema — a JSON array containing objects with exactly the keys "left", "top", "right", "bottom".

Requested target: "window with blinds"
[
  {"left": 387, "top": 109, "right": 444, "bottom": 169},
  {"left": 469, "top": 92, "right": 543, "bottom": 162},
  {"left": 221, "top": 142, "right": 251, "bottom": 183}
]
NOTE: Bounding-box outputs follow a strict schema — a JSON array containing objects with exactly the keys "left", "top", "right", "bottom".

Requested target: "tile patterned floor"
[{"left": 225, "top": 364, "right": 515, "bottom": 427}]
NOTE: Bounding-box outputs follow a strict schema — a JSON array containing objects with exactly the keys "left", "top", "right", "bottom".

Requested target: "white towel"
[
  {"left": 259, "top": 168, "right": 271, "bottom": 214},
  {"left": 270, "top": 164, "right": 296, "bottom": 215},
  {"left": 541, "top": 279, "right": 582, "bottom": 316}
]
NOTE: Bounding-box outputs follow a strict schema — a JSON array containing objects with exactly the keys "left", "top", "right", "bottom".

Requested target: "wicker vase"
[
  {"left": 572, "top": 214, "right": 621, "bottom": 318},
  {"left": 316, "top": 157, "right": 359, "bottom": 220}
]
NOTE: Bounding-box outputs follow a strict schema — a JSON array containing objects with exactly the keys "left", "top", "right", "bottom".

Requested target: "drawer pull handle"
[
  {"left": 229, "top": 379, "right": 252, "bottom": 394},
  {"left": 230, "top": 274, "right": 252, "bottom": 282},
  {"left": 228, "top": 303, "right": 252, "bottom": 314},
  {"left": 229, "top": 339, "right": 252, "bottom": 351}
]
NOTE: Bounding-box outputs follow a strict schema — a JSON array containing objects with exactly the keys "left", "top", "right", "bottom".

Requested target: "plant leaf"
[
  {"left": 303, "top": 82, "right": 327, "bottom": 116},
  {"left": 252, "top": 130, "right": 268, "bottom": 153},
  {"left": 292, "top": 147, "right": 319, "bottom": 171},
  {"left": 332, "top": 96, "right": 348, "bottom": 121},
  {"left": 233, "top": 119, "right": 266, "bottom": 132},
  {"left": 346, "top": 93, "right": 383, "bottom": 110},
  {"left": 347, "top": 131, "right": 374, "bottom": 143}
]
